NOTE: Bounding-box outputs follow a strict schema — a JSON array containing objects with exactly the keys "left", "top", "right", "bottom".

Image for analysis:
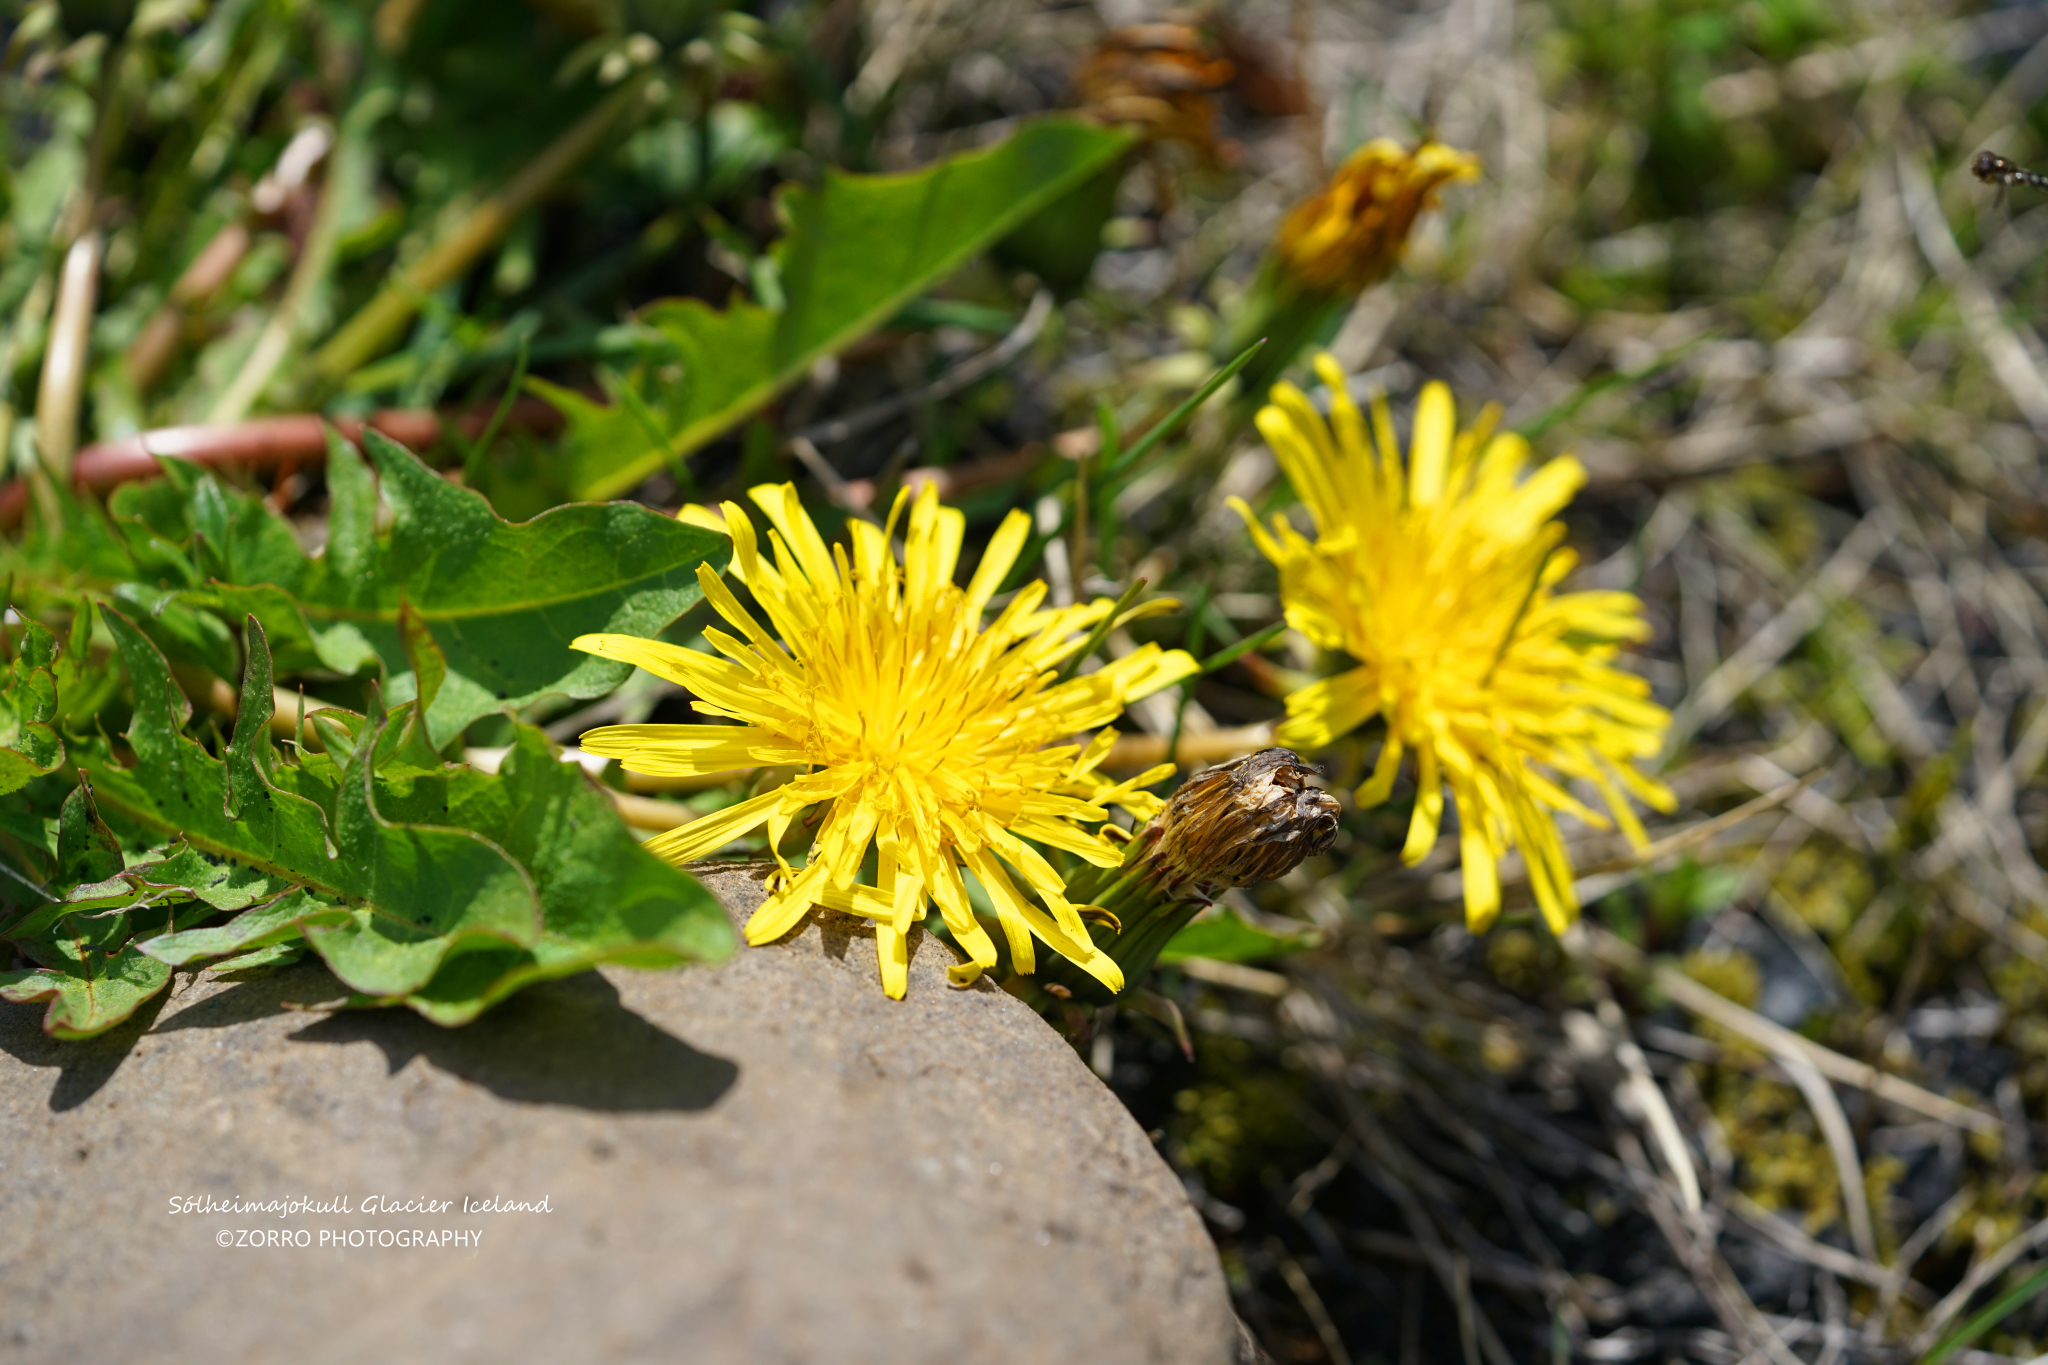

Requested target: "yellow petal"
[
  {"left": 875, "top": 921, "right": 911, "bottom": 999},
  {"left": 1357, "top": 734, "right": 1404, "bottom": 808},
  {"left": 749, "top": 482, "right": 838, "bottom": 591},
  {"left": 745, "top": 860, "right": 831, "bottom": 944},
  {"left": 676, "top": 503, "right": 729, "bottom": 534},
  {"left": 965, "top": 509, "right": 1033, "bottom": 618},
  {"left": 963, "top": 846, "right": 1038, "bottom": 977},
  {"left": 1013, "top": 817, "right": 1124, "bottom": 867},
  {"left": 577, "top": 724, "right": 802, "bottom": 775},
  {"left": 1275, "top": 664, "right": 1378, "bottom": 751},
  {"left": 642, "top": 788, "right": 785, "bottom": 864},
  {"left": 572, "top": 633, "right": 717, "bottom": 687},
  {"left": 1400, "top": 742, "right": 1443, "bottom": 865},
  {"left": 1408, "top": 381, "right": 1456, "bottom": 507},
  {"left": 1459, "top": 818, "right": 1500, "bottom": 933}
]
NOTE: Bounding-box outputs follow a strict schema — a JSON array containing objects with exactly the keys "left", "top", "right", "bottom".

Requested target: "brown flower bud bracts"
[{"left": 1152, "top": 748, "right": 1340, "bottom": 894}]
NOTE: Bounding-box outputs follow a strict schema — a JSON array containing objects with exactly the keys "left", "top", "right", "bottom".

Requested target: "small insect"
[{"left": 1973, "top": 151, "right": 2048, "bottom": 192}]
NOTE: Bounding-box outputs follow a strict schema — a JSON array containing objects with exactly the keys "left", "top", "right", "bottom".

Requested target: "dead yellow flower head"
[
  {"left": 1075, "top": 23, "right": 1235, "bottom": 158},
  {"left": 1233, "top": 356, "right": 1674, "bottom": 935},
  {"left": 575, "top": 483, "right": 1196, "bottom": 999},
  {"left": 1274, "top": 139, "right": 1481, "bottom": 296}
]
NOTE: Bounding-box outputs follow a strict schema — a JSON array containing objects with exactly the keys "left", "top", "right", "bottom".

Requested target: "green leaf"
[
  {"left": 141, "top": 888, "right": 345, "bottom": 968},
  {"left": 539, "top": 116, "right": 1136, "bottom": 500},
  {"left": 124, "top": 845, "right": 282, "bottom": 912},
  {"left": 210, "top": 941, "right": 309, "bottom": 974},
  {"left": 109, "top": 580, "right": 241, "bottom": 682},
  {"left": 0, "top": 900, "right": 172, "bottom": 1040},
  {"left": 56, "top": 780, "right": 125, "bottom": 887},
  {"left": 1158, "top": 908, "right": 1315, "bottom": 965},
  {"left": 363, "top": 725, "right": 733, "bottom": 1025},
  {"left": 0, "top": 614, "right": 66, "bottom": 795},
  {"left": 82, "top": 610, "right": 730, "bottom": 1027},
  {"left": 3, "top": 435, "right": 727, "bottom": 747},
  {"left": 150, "top": 429, "right": 728, "bottom": 744},
  {"left": 0, "top": 940, "right": 172, "bottom": 1041},
  {"left": 86, "top": 608, "right": 545, "bottom": 1000}
]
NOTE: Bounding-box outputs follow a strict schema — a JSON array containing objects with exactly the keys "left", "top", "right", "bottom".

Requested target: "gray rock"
[{"left": 0, "top": 868, "right": 1236, "bottom": 1365}]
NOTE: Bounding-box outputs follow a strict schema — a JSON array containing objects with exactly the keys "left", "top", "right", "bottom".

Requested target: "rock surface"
[{"left": 0, "top": 868, "right": 1237, "bottom": 1365}]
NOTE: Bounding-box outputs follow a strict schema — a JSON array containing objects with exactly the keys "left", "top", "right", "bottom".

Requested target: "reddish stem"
[{"left": 0, "top": 396, "right": 562, "bottom": 529}]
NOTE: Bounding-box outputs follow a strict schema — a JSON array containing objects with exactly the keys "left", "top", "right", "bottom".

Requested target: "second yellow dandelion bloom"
[
  {"left": 575, "top": 483, "right": 1196, "bottom": 999},
  {"left": 1233, "top": 356, "right": 1674, "bottom": 935}
]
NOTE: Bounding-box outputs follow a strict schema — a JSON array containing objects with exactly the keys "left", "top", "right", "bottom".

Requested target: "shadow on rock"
[
  {"left": 151, "top": 961, "right": 352, "bottom": 1034},
  {"left": 289, "top": 970, "right": 738, "bottom": 1113},
  {"left": 0, "top": 986, "right": 173, "bottom": 1112}
]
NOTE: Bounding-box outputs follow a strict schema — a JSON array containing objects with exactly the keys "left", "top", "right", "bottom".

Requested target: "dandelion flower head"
[
  {"left": 1233, "top": 356, "right": 1674, "bottom": 935},
  {"left": 1275, "top": 138, "right": 1481, "bottom": 296},
  {"left": 575, "top": 483, "right": 1197, "bottom": 999}
]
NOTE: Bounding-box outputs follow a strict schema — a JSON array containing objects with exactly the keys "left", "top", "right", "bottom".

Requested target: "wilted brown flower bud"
[
  {"left": 1022, "top": 748, "right": 1340, "bottom": 1011},
  {"left": 1151, "top": 748, "right": 1340, "bottom": 893}
]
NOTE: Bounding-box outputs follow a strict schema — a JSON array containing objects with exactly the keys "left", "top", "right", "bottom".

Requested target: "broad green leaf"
[
  {"left": 0, "top": 905, "right": 173, "bottom": 1040},
  {"left": 75, "top": 611, "right": 730, "bottom": 1029},
  {"left": 537, "top": 116, "right": 1135, "bottom": 500},
  {"left": 142, "top": 888, "right": 346, "bottom": 968},
  {"left": 1158, "top": 908, "right": 1316, "bottom": 965},
  {"left": 1, "top": 437, "right": 727, "bottom": 747},
  {"left": 5, "top": 840, "right": 278, "bottom": 968},
  {"left": 56, "top": 780, "right": 124, "bottom": 886},
  {"left": 0, "top": 943, "right": 173, "bottom": 1040},
  {"left": 125, "top": 845, "right": 282, "bottom": 912},
  {"left": 362, "top": 725, "right": 733, "bottom": 1024},
  {"left": 193, "top": 431, "right": 730, "bottom": 745},
  {"left": 0, "top": 615, "right": 65, "bottom": 796},
  {"left": 210, "top": 941, "right": 310, "bottom": 974},
  {"left": 86, "top": 609, "right": 545, "bottom": 999}
]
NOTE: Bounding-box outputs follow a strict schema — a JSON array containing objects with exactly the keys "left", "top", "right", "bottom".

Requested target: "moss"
[
  {"left": 1167, "top": 1076, "right": 1319, "bottom": 1200},
  {"left": 1682, "top": 947, "right": 1767, "bottom": 1056},
  {"left": 1711, "top": 1070, "right": 1842, "bottom": 1233},
  {"left": 1773, "top": 844, "right": 1871, "bottom": 938},
  {"left": 1864, "top": 1153, "right": 1905, "bottom": 1264},
  {"left": 1485, "top": 926, "right": 1556, "bottom": 998},
  {"left": 1684, "top": 946, "right": 1760, "bottom": 1006}
]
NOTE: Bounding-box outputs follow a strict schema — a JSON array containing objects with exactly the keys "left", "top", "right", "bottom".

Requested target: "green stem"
[
  {"left": 1030, "top": 839, "right": 1205, "bottom": 1006},
  {"left": 208, "top": 109, "right": 367, "bottom": 423},
  {"left": 1216, "top": 259, "right": 1344, "bottom": 403},
  {"left": 313, "top": 71, "right": 653, "bottom": 379}
]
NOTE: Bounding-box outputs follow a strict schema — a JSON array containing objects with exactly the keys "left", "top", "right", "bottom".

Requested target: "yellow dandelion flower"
[
  {"left": 574, "top": 482, "right": 1198, "bottom": 999},
  {"left": 1274, "top": 139, "right": 1481, "bottom": 296},
  {"left": 1231, "top": 355, "right": 1675, "bottom": 936}
]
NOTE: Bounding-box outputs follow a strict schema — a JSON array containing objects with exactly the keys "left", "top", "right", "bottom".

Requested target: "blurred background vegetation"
[{"left": 12, "top": 0, "right": 2048, "bottom": 1359}]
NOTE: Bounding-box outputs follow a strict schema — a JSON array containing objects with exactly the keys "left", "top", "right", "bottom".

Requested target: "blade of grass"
[
  {"left": 313, "top": 70, "right": 652, "bottom": 378},
  {"left": 1102, "top": 338, "right": 1266, "bottom": 481},
  {"left": 1075, "top": 397, "right": 1116, "bottom": 578},
  {"left": 603, "top": 365, "right": 697, "bottom": 494},
  {"left": 1922, "top": 1261, "right": 2048, "bottom": 1365},
  {"left": 1200, "top": 621, "right": 1286, "bottom": 675},
  {"left": 1053, "top": 578, "right": 1148, "bottom": 685},
  {"left": 1166, "top": 585, "right": 1212, "bottom": 782},
  {"left": 460, "top": 330, "right": 532, "bottom": 487}
]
